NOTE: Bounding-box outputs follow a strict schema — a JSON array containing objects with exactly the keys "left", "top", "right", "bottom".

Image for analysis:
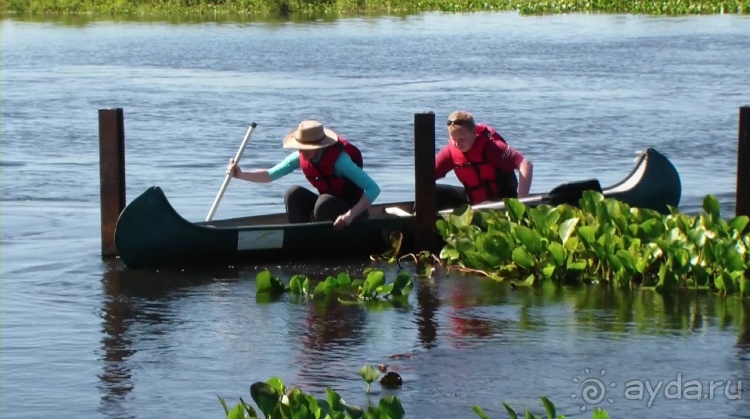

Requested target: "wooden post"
[
  {"left": 99, "top": 108, "right": 126, "bottom": 257},
  {"left": 414, "top": 112, "right": 437, "bottom": 251},
  {"left": 738, "top": 105, "right": 750, "bottom": 223}
]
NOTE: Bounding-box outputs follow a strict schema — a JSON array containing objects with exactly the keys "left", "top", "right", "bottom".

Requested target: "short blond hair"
[{"left": 447, "top": 110, "right": 476, "bottom": 132}]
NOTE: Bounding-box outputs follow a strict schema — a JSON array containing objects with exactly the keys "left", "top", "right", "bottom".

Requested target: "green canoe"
[{"left": 114, "top": 147, "right": 681, "bottom": 269}]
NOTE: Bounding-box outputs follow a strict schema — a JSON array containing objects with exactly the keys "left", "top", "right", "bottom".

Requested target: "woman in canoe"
[
  {"left": 435, "top": 110, "right": 534, "bottom": 210},
  {"left": 226, "top": 120, "right": 380, "bottom": 229}
]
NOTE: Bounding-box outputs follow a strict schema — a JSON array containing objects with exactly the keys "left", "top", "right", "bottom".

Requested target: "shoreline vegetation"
[{"left": 1, "top": 0, "right": 748, "bottom": 19}]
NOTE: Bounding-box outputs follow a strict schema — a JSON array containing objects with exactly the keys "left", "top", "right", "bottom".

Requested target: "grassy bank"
[{"left": 1, "top": 0, "right": 748, "bottom": 18}]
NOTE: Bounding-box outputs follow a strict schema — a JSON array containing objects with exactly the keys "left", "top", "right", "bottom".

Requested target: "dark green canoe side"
[
  {"left": 114, "top": 187, "right": 416, "bottom": 269},
  {"left": 604, "top": 148, "right": 682, "bottom": 213}
]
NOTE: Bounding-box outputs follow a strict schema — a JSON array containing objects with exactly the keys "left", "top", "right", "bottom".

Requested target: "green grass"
[{"left": 1, "top": 0, "right": 748, "bottom": 18}]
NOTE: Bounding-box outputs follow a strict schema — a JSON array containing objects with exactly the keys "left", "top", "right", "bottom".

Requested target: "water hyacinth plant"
[
  {"left": 218, "top": 373, "right": 610, "bottom": 419},
  {"left": 255, "top": 269, "right": 414, "bottom": 304},
  {"left": 219, "top": 374, "right": 405, "bottom": 419},
  {"left": 436, "top": 192, "right": 750, "bottom": 297}
]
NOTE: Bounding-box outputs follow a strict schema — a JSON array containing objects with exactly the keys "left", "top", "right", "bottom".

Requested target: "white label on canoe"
[{"left": 237, "top": 229, "right": 284, "bottom": 251}]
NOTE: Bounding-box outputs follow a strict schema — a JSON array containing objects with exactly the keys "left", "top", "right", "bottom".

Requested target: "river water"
[{"left": 1, "top": 12, "right": 749, "bottom": 418}]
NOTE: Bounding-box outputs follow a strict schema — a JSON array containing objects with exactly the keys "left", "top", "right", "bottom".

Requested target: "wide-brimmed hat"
[{"left": 282, "top": 120, "right": 339, "bottom": 150}]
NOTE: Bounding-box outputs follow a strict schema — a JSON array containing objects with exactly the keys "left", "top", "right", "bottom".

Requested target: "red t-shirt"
[{"left": 435, "top": 125, "right": 524, "bottom": 179}]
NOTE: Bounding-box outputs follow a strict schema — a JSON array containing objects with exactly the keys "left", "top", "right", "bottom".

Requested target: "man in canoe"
[
  {"left": 226, "top": 120, "right": 380, "bottom": 229},
  {"left": 435, "top": 110, "right": 534, "bottom": 210}
]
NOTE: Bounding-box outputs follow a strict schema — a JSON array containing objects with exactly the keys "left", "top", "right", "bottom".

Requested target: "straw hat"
[{"left": 282, "top": 120, "right": 339, "bottom": 150}]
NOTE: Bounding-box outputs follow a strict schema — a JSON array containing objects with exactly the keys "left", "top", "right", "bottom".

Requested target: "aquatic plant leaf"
[
  {"left": 540, "top": 396, "right": 556, "bottom": 419},
  {"left": 290, "top": 403, "right": 310, "bottom": 419},
  {"left": 512, "top": 247, "right": 535, "bottom": 270},
  {"left": 313, "top": 281, "right": 327, "bottom": 296},
  {"left": 250, "top": 382, "right": 280, "bottom": 418},
  {"left": 738, "top": 275, "right": 748, "bottom": 297},
  {"left": 502, "top": 402, "right": 519, "bottom": 419},
  {"left": 639, "top": 218, "right": 665, "bottom": 240},
  {"left": 607, "top": 253, "right": 623, "bottom": 272},
  {"left": 527, "top": 207, "right": 548, "bottom": 231},
  {"left": 289, "top": 275, "right": 304, "bottom": 295},
  {"left": 472, "top": 405, "right": 491, "bottom": 419},
  {"left": 506, "top": 198, "right": 526, "bottom": 223},
  {"left": 724, "top": 247, "right": 746, "bottom": 272},
  {"left": 514, "top": 225, "right": 542, "bottom": 253},
  {"left": 342, "top": 402, "right": 364, "bottom": 419},
  {"left": 390, "top": 271, "right": 413, "bottom": 297},
  {"left": 227, "top": 403, "right": 247, "bottom": 419},
  {"left": 218, "top": 396, "right": 231, "bottom": 416},
  {"left": 376, "top": 283, "right": 394, "bottom": 296},
  {"left": 558, "top": 217, "right": 579, "bottom": 246},
  {"left": 592, "top": 407, "right": 610, "bottom": 419},
  {"left": 266, "top": 377, "right": 285, "bottom": 396},
  {"left": 365, "top": 271, "right": 386, "bottom": 294},
  {"left": 703, "top": 194, "right": 721, "bottom": 219},
  {"left": 548, "top": 241, "right": 565, "bottom": 267},
  {"left": 364, "top": 405, "right": 381, "bottom": 419},
  {"left": 687, "top": 229, "right": 707, "bottom": 248},
  {"left": 359, "top": 364, "right": 380, "bottom": 384},
  {"left": 616, "top": 250, "right": 635, "bottom": 272},
  {"left": 440, "top": 245, "right": 460, "bottom": 261},
  {"left": 577, "top": 226, "right": 596, "bottom": 246},
  {"left": 378, "top": 395, "right": 405, "bottom": 419},
  {"left": 728, "top": 216, "right": 750, "bottom": 235},
  {"left": 542, "top": 263, "right": 556, "bottom": 279},
  {"left": 449, "top": 205, "right": 474, "bottom": 228},
  {"left": 326, "top": 388, "right": 342, "bottom": 411},
  {"left": 256, "top": 270, "right": 285, "bottom": 295},
  {"left": 324, "top": 276, "right": 338, "bottom": 289},
  {"left": 337, "top": 273, "right": 352, "bottom": 288}
]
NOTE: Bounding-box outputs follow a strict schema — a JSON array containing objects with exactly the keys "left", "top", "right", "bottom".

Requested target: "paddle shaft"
[{"left": 206, "top": 122, "right": 258, "bottom": 222}]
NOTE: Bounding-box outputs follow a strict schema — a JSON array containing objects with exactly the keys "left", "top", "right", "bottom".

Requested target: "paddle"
[{"left": 205, "top": 122, "right": 258, "bottom": 222}]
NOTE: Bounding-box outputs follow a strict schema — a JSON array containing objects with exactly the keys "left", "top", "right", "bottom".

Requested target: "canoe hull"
[{"left": 114, "top": 147, "right": 681, "bottom": 269}]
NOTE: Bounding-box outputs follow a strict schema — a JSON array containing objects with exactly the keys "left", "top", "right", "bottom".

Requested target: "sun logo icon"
[{"left": 571, "top": 368, "right": 616, "bottom": 411}]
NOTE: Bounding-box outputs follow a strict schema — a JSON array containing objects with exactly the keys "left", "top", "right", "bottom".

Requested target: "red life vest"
[
  {"left": 299, "top": 137, "right": 364, "bottom": 206},
  {"left": 449, "top": 124, "right": 519, "bottom": 204}
]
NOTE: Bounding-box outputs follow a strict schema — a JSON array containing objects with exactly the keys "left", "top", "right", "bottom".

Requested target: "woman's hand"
[
  {"left": 226, "top": 159, "right": 241, "bottom": 177},
  {"left": 333, "top": 211, "right": 354, "bottom": 229}
]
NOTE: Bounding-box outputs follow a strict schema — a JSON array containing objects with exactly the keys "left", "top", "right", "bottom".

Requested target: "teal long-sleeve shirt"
[{"left": 268, "top": 151, "right": 381, "bottom": 204}]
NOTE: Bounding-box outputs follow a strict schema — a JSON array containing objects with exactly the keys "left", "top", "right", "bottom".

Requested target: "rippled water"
[{"left": 2, "top": 12, "right": 749, "bottom": 418}]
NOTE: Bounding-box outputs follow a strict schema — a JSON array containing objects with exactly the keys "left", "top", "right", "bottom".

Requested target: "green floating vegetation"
[
  {"left": 255, "top": 268, "right": 414, "bottom": 305},
  {"left": 219, "top": 369, "right": 609, "bottom": 418},
  {"left": 2, "top": 0, "right": 748, "bottom": 18},
  {"left": 437, "top": 192, "right": 750, "bottom": 297}
]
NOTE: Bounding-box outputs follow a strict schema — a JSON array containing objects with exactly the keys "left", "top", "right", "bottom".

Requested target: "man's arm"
[
  {"left": 435, "top": 147, "right": 454, "bottom": 179},
  {"left": 517, "top": 158, "right": 533, "bottom": 199}
]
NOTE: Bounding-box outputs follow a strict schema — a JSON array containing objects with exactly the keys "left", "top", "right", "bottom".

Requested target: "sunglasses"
[{"left": 447, "top": 119, "right": 471, "bottom": 127}]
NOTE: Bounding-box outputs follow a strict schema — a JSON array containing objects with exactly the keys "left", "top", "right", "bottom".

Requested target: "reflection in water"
[
  {"left": 293, "top": 292, "right": 369, "bottom": 390},
  {"left": 97, "top": 260, "right": 240, "bottom": 418},
  {"left": 98, "top": 264, "right": 136, "bottom": 419},
  {"left": 415, "top": 279, "right": 440, "bottom": 349}
]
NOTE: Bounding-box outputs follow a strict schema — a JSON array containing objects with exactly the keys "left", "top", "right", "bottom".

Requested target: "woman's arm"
[
  {"left": 332, "top": 153, "right": 381, "bottom": 228},
  {"left": 227, "top": 152, "right": 300, "bottom": 183}
]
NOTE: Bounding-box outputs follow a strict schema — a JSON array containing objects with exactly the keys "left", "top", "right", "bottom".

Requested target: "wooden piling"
[
  {"left": 414, "top": 112, "right": 437, "bottom": 251},
  {"left": 738, "top": 105, "right": 750, "bottom": 224},
  {"left": 99, "top": 108, "right": 126, "bottom": 258}
]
